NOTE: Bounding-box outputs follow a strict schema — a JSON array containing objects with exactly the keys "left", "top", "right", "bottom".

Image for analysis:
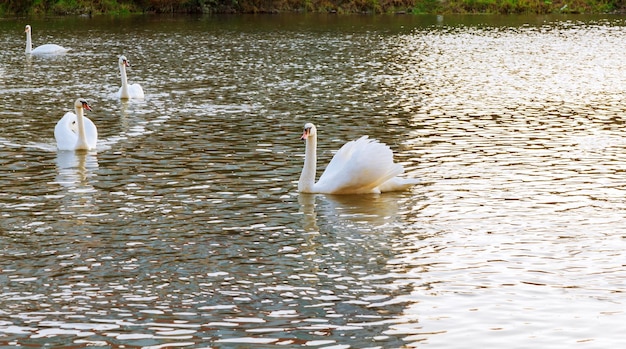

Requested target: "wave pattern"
[{"left": 2, "top": 15, "right": 626, "bottom": 348}]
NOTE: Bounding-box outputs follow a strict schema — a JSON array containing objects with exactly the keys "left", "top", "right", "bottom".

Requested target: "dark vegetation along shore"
[{"left": 2, "top": 0, "right": 626, "bottom": 17}]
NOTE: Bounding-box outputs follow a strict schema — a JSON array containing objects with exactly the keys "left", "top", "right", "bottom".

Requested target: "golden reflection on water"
[{"left": 381, "top": 18, "right": 626, "bottom": 348}]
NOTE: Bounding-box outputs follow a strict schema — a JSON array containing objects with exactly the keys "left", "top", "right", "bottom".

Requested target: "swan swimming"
[
  {"left": 24, "top": 25, "right": 71, "bottom": 55},
  {"left": 117, "top": 55, "right": 145, "bottom": 99},
  {"left": 298, "top": 123, "right": 420, "bottom": 194},
  {"left": 54, "top": 99, "right": 97, "bottom": 151}
]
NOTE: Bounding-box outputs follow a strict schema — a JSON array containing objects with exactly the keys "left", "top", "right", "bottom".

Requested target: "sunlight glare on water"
[
  {"left": 383, "top": 18, "right": 626, "bottom": 348},
  {"left": 1, "top": 14, "right": 626, "bottom": 348}
]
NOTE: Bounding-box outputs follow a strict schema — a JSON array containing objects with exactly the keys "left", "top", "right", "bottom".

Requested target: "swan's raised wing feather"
[
  {"left": 129, "top": 84, "right": 145, "bottom": 99},
  {"left": 54, "top": 112, "right": 98, "bottom": 151},
  {"left": 54, "top": 112, "right": 78, "bottom": 151},
  {"left": 315, "top": 136, "right": 404, "bottom": 194}
]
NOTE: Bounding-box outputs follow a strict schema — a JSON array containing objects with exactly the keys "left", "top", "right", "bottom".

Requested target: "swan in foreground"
[
  {"left": 117, "top": 55, "right": 145, "bottom": 99},
  {"left": 24, "top": 25, "right": 71, "bottom": 55},
  {"left": 298, "top": 123, "right": 420, "bottom": 194},
  {"left": 55, "top": 99, "right": 97, "bottom": 151}
]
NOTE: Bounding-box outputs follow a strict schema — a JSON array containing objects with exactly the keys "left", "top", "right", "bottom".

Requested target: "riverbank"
[{"left": 1, "top": 0, "right": 623, "bottom": 16}]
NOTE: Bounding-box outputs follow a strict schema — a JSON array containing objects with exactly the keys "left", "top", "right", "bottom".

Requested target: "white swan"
[
  {"left": 24, "top": 25, "right": 71, "bottom": 55},
  {"left": 298, "top": 123, "right": 420, "bottom": 194},
  {"left": 54, "top": 99, "right": 97, "bottom": 151},
  {"left": 117, "top": 55, "right": 145, "bottom": 99}
]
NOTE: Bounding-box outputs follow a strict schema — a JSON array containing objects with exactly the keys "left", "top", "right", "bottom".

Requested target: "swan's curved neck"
[
  {"left": 120, "top": 64, "right": 130, "bottom": 98},
  {"left": 298, "top": 133, "right": 317, "bottom": 193},
  {"left": 75, "top": 107, "right": 89, "bottom": 150},
  {"left": 25, "top": 31, "right": 32, "bottom": 54}
]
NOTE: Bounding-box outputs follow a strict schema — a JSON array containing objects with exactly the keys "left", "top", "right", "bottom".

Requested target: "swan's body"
[
  {"left": 55, "top": 99, "right": 97, "bottom": 151},
  {"left": 298, "top": 123, "right": 419, "bottom": 194},
  {"left": 117, "top": 55, "right": 144, "bottom": 99},
  {"left": 24, "top": 25, "right": 71, "bottom": 55}
]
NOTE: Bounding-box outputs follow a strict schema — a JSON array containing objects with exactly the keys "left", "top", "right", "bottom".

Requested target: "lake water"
[{"left": 1, "top": 13, "right": 626, "bottom": 348}]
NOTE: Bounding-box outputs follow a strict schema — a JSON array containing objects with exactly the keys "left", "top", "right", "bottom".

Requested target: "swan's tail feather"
[{"left": 378, "top": 177, "right": 421, "bottom": 193}]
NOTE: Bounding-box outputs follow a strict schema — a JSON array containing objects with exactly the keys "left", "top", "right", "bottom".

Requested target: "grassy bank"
[{"left": 2, "top": 0, "right": 624, "bottom": 16}]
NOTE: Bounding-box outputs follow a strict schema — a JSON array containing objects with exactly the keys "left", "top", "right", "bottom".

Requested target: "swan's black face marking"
[
  {"left": 80, "top": 100, "right": 92, "bottom": 111},
  {"left": 119, "top": 55, "right": 131, "bottom": 67},
  {"left": 301, "top": 123, "right": 316, "bottom": 140},
  {"left": 301, "top": 127, "right": 311, "bottom": 140}
]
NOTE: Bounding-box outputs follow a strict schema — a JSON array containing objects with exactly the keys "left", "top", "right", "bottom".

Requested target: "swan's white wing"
[
  {"left": 315, "top": 136, "right": 404, "bottom": 194},
  {"left": 31, "top": 44, "right": 71, "bottom": 55},
  {"left": 54, "top": 113, "right": 97, "bottom": 151},
  {"left": 129, "top": 83, "right": 145, "bottom": 98},
  {"left": 83, "top": 116, "right": 98, "bottom": 150},
  {"left": 54, "top": 112, "right": 78, "bottom": 151},
  {"left": 118, "top": 84, "right": 144, "bottom": 99}
]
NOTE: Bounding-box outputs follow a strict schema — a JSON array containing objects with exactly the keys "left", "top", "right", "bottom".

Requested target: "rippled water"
[{"left": 2, "top": 14, "right": 626, "bottom": 348}]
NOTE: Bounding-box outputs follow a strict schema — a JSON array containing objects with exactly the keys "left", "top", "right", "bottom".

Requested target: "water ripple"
[{"left": 3, "top": 14, "right": 626, "bottom": 349}]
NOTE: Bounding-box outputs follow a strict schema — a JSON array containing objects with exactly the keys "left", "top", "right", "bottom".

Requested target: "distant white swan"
[
  {"left": 117, "top": 55, "right": 145, "bottom": 99},
  {"left": 298, "top": 123, "right": 420, "bottom": 194},
  {"left": 55, "top": 99, "right": 97, "bottom": 151},
  {"left": 24, "top": 25, "right": 71, "bottom": 55}
]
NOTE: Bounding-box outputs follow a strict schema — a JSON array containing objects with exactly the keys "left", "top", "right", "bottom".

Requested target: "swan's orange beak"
[
  {"left": 82, "top": 102, "right": 93, "bottom": 111},
  {"left": 301, "top": 128, "right": 309, "bottom": 140}
]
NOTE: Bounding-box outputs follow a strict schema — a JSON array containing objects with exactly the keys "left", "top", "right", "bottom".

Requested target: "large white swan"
[
  {"left": 298, "top": 123, "right": 420, "bottom": 194},
  {"left": 24, "top": 25, "right": 71, "bottom": 55},
  {"left": 54, "top": 99, "right": 97, "bottom": 151},
  {"left": 117, "top": 55, "right": 145, "bottom": 99}
]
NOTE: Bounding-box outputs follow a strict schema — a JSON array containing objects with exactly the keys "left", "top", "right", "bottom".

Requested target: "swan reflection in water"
[
  {"left": 298, "top": 192, "right": 403, "bottom": 232},
  {"left": 54, "top": 150, "right": 99, "bottom": 216},
  {"left": 55, "top": 150, "right": 98, "bottom": 191}
]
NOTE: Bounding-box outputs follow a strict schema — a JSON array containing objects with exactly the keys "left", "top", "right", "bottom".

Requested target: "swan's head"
[
  {"left": 301, "top": 123, "right": 317, "bottom": 140},
  {"left": 119, "top": 55, "right": 131, "bottom": 67},
  {"left": 25, "top": 25, "right": 31, "bottom": 33},
  {"left": 74, "top": 98, "right": 93, "bottom": 112}
]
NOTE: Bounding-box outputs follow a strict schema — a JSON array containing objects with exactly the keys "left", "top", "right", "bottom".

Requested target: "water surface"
[{"left": 1, "top": 13, "right": 626, "bottom": 348}]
